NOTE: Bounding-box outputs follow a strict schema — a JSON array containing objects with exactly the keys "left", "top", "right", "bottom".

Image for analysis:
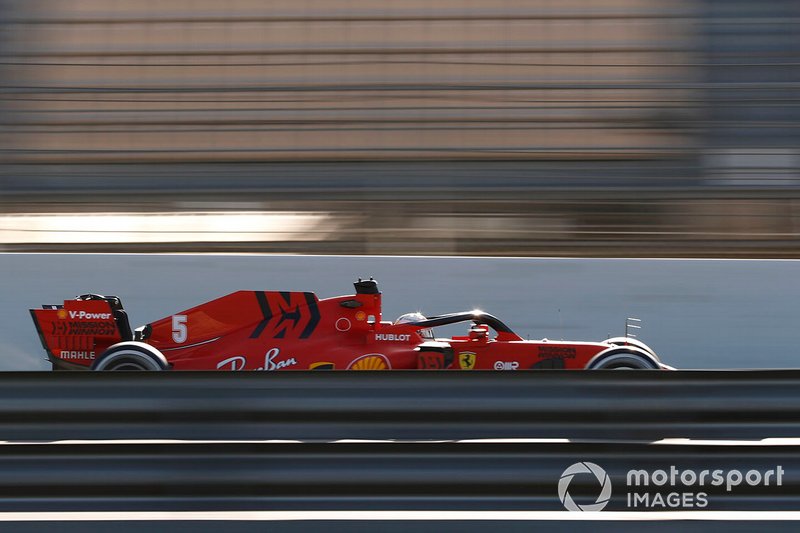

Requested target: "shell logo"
[
  {"left": 56, "top": 309, "right": 68, "bottom": 320},
  {"left": 347, "top": 353, "right": 391, "bottom": 370}
]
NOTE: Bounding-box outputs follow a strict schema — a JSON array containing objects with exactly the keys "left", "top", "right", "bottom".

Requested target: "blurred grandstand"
[{"left": 0, "top": 0, "right": 798, "bottom": 256}]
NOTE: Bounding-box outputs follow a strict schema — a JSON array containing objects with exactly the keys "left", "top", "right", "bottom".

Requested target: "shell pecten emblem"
[{"left": 347, "top": 353, "right": 391, "bottom": 370}]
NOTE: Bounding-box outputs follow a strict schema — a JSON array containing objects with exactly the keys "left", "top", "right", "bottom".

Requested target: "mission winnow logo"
[{"left": 558, "top": 461, "right": 785, "bottom": 510}]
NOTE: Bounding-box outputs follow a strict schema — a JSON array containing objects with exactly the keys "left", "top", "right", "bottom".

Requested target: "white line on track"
[
  {"left": 0, "top": 511, "right": 798, "bottom": 522},
  {"left": 2, "top": 438, "right": 800, "bottom": 446}
]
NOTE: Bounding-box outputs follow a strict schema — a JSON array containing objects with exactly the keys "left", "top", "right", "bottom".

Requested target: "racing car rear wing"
[{"left": 30, "top": 294, "right": 130, "bottom": 369}]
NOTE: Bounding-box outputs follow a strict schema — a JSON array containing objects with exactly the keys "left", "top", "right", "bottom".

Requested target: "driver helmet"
[{"left": 394, "top": 312, "right": 434, "bottom": 340}]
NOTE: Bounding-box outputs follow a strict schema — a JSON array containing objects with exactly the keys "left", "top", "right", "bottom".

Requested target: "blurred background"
[{"left": 0, "top": 0, "right": 798, "bottom": 257}]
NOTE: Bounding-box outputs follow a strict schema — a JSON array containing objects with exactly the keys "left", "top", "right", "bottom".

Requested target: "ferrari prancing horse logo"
[{"left": 458, "top": 351, "right": 476, "bottom": 370}]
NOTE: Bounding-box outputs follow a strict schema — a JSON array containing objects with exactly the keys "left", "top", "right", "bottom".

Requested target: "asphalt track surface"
[
  {"left": 2, "top": 511, "right": 800, "bottom": 533},
  {"left": 4, "top": 254, "right": 800, "bottom": 370}
]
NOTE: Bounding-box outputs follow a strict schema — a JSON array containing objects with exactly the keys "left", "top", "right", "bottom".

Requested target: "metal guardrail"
[
  {"left": 0, "top": 441, "right": 795, "bottom": 512},
  {"left": 2, "top": 370, "right": 800, "bottom": 441},
  {"left": 0, "top": 371, "right": 798, "bottom": 526}
]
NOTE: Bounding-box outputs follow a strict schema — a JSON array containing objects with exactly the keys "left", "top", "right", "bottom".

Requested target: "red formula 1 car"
[{"left": 30, "top": 279, "right": 668, "bottom": 371}]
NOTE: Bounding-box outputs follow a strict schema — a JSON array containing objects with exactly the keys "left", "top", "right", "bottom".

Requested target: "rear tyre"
[{"left": 91, "top": 342, "right": 168, "bottom": 371}]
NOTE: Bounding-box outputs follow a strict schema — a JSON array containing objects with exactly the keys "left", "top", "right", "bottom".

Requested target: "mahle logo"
[{"left": 558, "top": 462, "right": 612, "bottom": 511}]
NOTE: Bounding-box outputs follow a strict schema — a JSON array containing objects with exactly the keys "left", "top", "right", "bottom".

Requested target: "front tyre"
[
  {"left": 587, "top": 347, "right": 660, "bottom": 370},
  {"left": 91, "top": 342, "right": 169, "bottom": 371},
  {"left": 602, "top": 337, "right": 658, "bottom": 357}
]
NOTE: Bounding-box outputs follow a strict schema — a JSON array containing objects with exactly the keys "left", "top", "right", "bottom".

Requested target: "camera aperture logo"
[
  {"left": 558, "top": 462, "right": 612, "bottom": 511},
  {"left": 558, "top": 462, "right": 785, "bottom": 511}
]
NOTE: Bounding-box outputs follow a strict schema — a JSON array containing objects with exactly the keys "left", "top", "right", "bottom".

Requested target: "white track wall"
[{"left": 4, "top": 254, "right": 798, "bottom": 370}]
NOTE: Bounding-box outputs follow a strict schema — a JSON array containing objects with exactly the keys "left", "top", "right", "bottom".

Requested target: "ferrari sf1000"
[{"left": 30, "top": 279, "right": 668, "bottom": 371}]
